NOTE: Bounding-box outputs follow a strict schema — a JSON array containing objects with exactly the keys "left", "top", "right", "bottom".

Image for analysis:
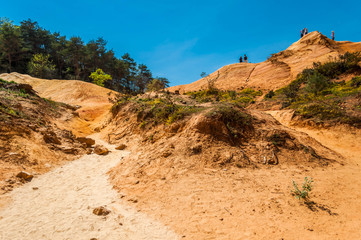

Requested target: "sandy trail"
[{"left": 0, "top": 137, "right": 179, "bottom": 240}]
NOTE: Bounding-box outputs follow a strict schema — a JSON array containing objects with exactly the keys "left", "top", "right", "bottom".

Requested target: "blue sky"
[{"left": 1, "top": 0, "right": 361, "bottom": 86}]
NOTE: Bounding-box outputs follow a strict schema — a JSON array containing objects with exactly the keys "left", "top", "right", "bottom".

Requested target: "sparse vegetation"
[
  {"left": 186, "top": 88, "right": 262, "bottom": 106},
  {"left": 291, "top": 177, "right": 314, "bottom": 200},
  {"left": 112, "top": 95, "right": 203, "bottom": 128},
  {"left": 268, "top": 52, "right": 361, "bottom": 126}
]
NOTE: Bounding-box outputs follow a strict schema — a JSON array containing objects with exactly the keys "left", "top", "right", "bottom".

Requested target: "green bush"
[
  {"left": 305, "top": 72, "right": 330, "bottom": 95},
  {"left": 351, "top": 76, "right": 361, "bottom": 88},
  {"left": 296, "top": 102, "right": 343, "bottom": 120},
  {"left": 206, "top": 104, "right": 252, "bottom": 138}
]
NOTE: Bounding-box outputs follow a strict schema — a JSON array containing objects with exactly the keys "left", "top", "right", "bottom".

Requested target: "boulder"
[
  {"left": 76, "top": 137, "right": 95, "bottom": 148},
  {"left": 16, "top": 171, "right": 33, "bottom": 181},
  {"left": 115, "top": 144, "right": 127, "bottom": 150},
  {"left": 93, "top": 206, "right": 110, "bottom": 216},
  {"left": 94, "top": 145, "right": 109, "bottom": 155}
]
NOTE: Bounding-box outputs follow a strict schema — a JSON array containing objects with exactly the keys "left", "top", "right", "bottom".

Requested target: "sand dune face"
[{"left": 168, "top": 31, "right": 361, "bottom": 93}]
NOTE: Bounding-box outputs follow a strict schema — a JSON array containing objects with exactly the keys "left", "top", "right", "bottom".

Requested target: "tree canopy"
[{"left": 0, "top": 17, "right": 169, "bottom": 94}]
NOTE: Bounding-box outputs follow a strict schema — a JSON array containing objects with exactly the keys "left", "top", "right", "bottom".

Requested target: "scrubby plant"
[{"left": 291, "top": 177, "right": 314, "bottom": 200}]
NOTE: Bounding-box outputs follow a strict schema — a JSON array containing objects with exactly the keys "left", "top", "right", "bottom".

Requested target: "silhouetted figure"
[
  {"left": 301, "top": 29, "right": 304, "bottom": 38},
  {"left": 239, "top": 56, "right": 243, "bottom": 63},
  {"left": 244, "top": 54, "right": 248, "bottom": 63},
  {"left": 304, "top": 28, "right": 308, "bottom": 35},
  {"left": 332, "top": 31, "right": 335, "bottom": 40}
]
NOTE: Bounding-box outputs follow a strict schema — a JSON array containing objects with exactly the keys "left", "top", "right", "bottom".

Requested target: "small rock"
[
  {"left": 16, "top": 171, "right": 33, "bottom": 181},
  {"left": 77, "top": 137, "right": 95, "bottom": 148},
  {"left": 128, "top": 198, "right": 138, "bottom": 203},
  {"left": 44, "top": 163, "right": 52, "bottom": 168},
  {"left": 61, "top": 147, "right": 78, "bottom": 154},
  {"left": 86, "top": 148, "right": 93, "bottom": 155},
  {"left": 93, "top": 206, "right": 111, "bottom": 216},
  {"left": 162, "top": 151, "right": 172, "bottom": 158},
  {"left": 115, "top": 144, "right": 127, "bottom": 150},
  {"left": 94, "top": 145, "right": 109, "bottom": 155},
  {"left": 32, "top": 187, "right": 39, "bottom": 190},
  {"left": 43, "top": 131, "right": 61, "bottom": 145},
  {"left": 5, "top": 179, "right": 15, "bottom": 184}
]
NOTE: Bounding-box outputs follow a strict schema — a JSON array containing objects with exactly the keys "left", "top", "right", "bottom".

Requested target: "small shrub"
[
  {"left": 305, "top": 72, "right": 330, "bottom": 95},
  {"left": 351, "top": 76, "right": 361, "bottom": 88},
  {"left": 206, "top": 104, "right": 253, "bottom": 138},
  {"left": 291, "top": 177, "right": 314, "bottom": 200},
  {"left": 264, "top": 90, "right": 275, "bottom": 99}
]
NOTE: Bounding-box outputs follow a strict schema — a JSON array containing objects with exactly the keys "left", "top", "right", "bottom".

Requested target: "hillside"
[
  {"left": 0, "top": 72, "right": 117, "bottom": 135},
  {"left": 0, "top": 79, "right": 86, "bottom": 194},
  {"left": 168, "top": 31, "right": 361, "bottom": 93},
  {"left": 1, "top": 32, "right": 361, "bottom": 239}
]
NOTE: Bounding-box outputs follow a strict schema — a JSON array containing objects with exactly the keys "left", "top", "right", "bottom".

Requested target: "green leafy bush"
[{"left": 89, "top": 68, "right": 112, "bottom": 87}]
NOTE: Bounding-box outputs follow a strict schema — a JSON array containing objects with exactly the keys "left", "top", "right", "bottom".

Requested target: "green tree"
[
  {"left": 0, "top": 18, "right": 23, "bottom": 72},
  {"left": 146, "top": 77, "right": 170, "bottom": 91},
  {"left": 66, "top": 36, "right": 85, "bottom": 80},
  {"left": 120, "top": 53, "right": 137, "bottom": 92},
  {"left": 89, "top": 68, "right": 112, "bottom": 87},
  {"left": 28, "top": 53, "right": 56, "bottom": 79},
  {"left": 136, "top": 64, "right": 152, "bottom": 93},
  {"left": 50, "top": 32, "right": 68, "bottom": 78}
]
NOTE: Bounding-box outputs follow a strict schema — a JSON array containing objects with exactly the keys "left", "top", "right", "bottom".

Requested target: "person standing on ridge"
[
  {"left": 304, "top": 28, "right": 308, "bottom": 35},
  {"left": 239, "top": 56, "right": 243, "bottom": 63},
  {"left": 301, "top": 29, "right": 304, "bottom": 38},
  {"left": 332, "top": 31, "right": 335, "bottom": 40},
  {"left": 244, "top": 54, "right": 248, "bottom": 63}
]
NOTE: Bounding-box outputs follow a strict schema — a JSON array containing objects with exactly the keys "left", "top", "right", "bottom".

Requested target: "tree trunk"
[{"left": 8, "top": 53, "right": 12, "bottom": 73}]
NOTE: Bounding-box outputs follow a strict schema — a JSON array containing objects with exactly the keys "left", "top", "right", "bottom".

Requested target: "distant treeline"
[{"left": 0, "top": 18, "right": 169, "bottom": 93}]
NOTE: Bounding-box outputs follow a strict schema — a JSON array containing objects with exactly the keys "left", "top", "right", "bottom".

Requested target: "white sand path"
[{"left": 0, "top": 138, "right": 179, "bottom": 240}]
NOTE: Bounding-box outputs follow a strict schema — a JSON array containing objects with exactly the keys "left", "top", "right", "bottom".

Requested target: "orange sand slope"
[
  {"left": 0, "top": 72, "right": 116, "bottom": 121},
  {"left": 168, "top": 31, "right": 361, "bottom": 93}
]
